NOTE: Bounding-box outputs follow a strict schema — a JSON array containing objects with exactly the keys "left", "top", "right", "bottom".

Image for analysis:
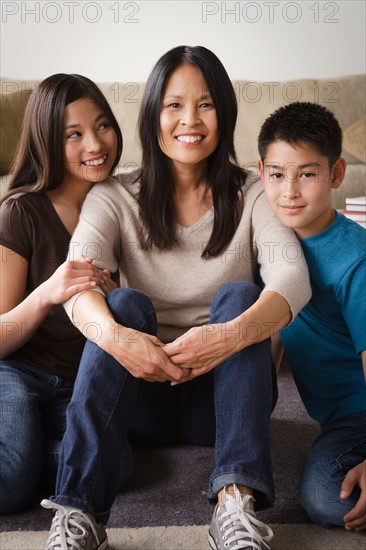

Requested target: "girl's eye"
[
  {"left": 99, "top": 121, "right": 111, "bottom": 130},
  {"left": 66, "top": 131, "right": 81, "bottom": 139}
]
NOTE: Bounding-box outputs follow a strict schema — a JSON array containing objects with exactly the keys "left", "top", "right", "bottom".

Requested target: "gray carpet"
[{"left": 0, "top": 365, "right": 319, "bottom": 532}]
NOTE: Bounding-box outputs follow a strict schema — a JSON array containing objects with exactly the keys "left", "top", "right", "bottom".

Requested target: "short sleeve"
[
  {"left": 337, "top": 257, "right": 366, "bottom": 354},
  {"left": 0, "top": 196, "right": 33, "bottom": 260}
]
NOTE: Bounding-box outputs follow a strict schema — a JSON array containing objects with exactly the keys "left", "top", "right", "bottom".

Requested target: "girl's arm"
[{"left": 0, "top": 246, "right": 113, "bottom": 358}]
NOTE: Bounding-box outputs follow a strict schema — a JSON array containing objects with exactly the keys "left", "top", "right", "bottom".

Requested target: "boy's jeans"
[
  {"left": 50, "top": 283, "right": 277, "bottom": 523},
  {"left": 300, "top": 411, "right": 366, "bottom": 527}
]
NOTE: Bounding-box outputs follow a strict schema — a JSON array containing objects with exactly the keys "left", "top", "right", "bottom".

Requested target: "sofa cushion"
[{"left": 343, "top": 116, "right": 366, "bottom": 163}]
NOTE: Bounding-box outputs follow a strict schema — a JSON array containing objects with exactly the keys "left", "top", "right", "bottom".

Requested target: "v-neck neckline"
[
  {"left": 43, "top": 194, "right": 73, "bottom": 238},
  {"left": 176, "top": 207, "right": 214, "bottom": 234}
]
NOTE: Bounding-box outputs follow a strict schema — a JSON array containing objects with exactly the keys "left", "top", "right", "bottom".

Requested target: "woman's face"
[
  {"left": 63, "top": 97, "right": 117, "bottom": 187},
  {"left": 159, "top": 63, "right": 218, "bottom": 170}
]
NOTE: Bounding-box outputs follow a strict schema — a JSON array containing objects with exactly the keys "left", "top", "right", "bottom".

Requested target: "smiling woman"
[{"left": 159, "top": 63, "right": 218, "bottom": 169}]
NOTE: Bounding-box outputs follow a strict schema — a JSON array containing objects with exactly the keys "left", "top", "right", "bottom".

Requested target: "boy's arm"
[{"left": 362, "top": 350, "right": 366, "bottom": 383}]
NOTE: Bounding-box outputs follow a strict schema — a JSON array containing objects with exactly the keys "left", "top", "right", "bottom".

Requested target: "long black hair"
[
  {"left": 137, "top": 45, "right": 247, "bottom": 258},
  {"left": 2, "top": 73, "right": 122, "bottom": 203}
]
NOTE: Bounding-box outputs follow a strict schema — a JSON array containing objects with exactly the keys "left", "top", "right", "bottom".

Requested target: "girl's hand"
[
  {"left": 100, "top": 268, "right": 118, "bottom": 294},
  {"left": 39, "top": 256, "right": 114, "bottom": 306},
  {"left": 163, "top": 321, "right": 241, "bottom": 382},
  {"left": 341, "top": 460, "right": 366, "bottom": 531}
]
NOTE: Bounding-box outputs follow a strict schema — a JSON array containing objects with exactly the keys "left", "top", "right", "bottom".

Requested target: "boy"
[{"left": 258, "top": 102, "right": 366, "bottom": 532}]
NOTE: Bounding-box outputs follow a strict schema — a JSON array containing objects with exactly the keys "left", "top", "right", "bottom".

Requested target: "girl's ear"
[{"left": 331, "top": 158, "right": 346, "bottom": 189}]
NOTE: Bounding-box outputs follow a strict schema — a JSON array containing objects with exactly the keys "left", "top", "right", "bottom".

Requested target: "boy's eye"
[
  {"left": 301, "top": 172, "right": 316, "bottom": 179},
  {"left": 269, "top": 172, "right": 283, "bottom": 180}
]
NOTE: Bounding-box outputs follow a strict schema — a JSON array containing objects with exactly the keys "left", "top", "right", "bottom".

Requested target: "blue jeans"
[
  {"left": 50, "top": 283, "right": 277, "bottom": 523},
  {"left": 0, "top": 361, "right": 73, "bottom": 513},
  {"left": 0, "top": 361, "right": 133, "bottom": 514},
  {"left": 300, "top": 411, "right": 366, "bottom": 527}
]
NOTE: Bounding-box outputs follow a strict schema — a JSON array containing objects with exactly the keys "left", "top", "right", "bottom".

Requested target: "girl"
[
  {"left": 0, "top": 73, "right": 123, "bottom": 513},
  {"left": 43, "top": 48, "right": 311, "bottom": 550}
]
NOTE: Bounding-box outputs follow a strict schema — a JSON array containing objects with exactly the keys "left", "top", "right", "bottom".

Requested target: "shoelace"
[
  {"left": 219, "top": 493, "right": 273, "bottom": 550},
  {"left": 42, "top": 500, "right": 100, "bottom": 550}
]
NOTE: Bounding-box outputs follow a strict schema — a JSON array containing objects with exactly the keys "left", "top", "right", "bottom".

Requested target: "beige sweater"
[{"left": 65, "top": 173, "right": 311, "bottom": 343}]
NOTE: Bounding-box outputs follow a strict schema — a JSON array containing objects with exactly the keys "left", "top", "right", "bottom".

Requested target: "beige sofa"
[{"left": 1, "top": 75, "right": 365, "bottom": 203}]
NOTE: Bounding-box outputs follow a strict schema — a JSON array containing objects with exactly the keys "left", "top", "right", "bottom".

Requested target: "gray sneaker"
[
  {"left": 208, "top": 485, "right": 273, "bottom": 549},
  {"left": 41, "top": 499, "right": 108, "bottom": 550}
]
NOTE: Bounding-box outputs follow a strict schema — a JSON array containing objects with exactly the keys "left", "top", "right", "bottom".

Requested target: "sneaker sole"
[{"left": 208, "top": 532, "right": 218, "bottom": 550}]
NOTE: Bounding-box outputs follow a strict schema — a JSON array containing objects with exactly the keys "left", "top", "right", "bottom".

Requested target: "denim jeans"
[
  {"left": 300, "top": 411, "right": 366, "bottom": 527},
  {"left": 0, "top": 360, "right": 73, "bottom": 513},
  {"left": 0, "top": 360, "right": 134, "bottom": 514},
  {"left": 50, "top": 283, "right": 277, "bottom": 523}
]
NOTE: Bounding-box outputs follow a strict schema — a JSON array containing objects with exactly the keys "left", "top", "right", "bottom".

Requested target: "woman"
[
  {"left": 0, "top": 73, "right": 123, "bottom": 513},
  {"left": 42, "top": 47, "right": 311, "bottom": 550}
]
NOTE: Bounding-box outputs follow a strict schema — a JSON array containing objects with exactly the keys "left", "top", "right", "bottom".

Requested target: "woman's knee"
[
  {"left": 106, "top": 288, "right": 157, "bottom": 332},
  {"left": 210, "top": 281, "right": 261, "bottom": 322}
]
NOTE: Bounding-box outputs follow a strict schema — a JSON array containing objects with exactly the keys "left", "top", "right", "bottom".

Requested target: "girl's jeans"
[
  {"left": 50, "top": 282, "right": 277, "bottom": 523},
  {"left": 0, "top": 360, "right": 73, "bottom": 513}
]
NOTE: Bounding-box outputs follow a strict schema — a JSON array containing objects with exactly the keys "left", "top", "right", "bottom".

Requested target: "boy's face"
[{"left": 259, "top": 140, "right": 345, "bottom": 239}]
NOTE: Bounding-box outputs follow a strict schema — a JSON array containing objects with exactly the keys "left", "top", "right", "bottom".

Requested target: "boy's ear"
[
  {"left": 330, "top": 158, "right": 346, "bottom": 189},
  {"left": 257, "top": 160, "right": 264, "bottom": 178}
]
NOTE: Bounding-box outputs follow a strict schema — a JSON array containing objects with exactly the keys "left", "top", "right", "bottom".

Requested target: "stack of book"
[{"left": 338, "top": 196, "right": 366, "bottom": 228}]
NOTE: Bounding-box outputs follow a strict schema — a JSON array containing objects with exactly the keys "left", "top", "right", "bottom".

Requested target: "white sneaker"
[
  {"left": 208, "top": 485, "right": 273, "bottom": 549},
  {"left": 41, "top": 499, "right": 108, "bottom": 550}
]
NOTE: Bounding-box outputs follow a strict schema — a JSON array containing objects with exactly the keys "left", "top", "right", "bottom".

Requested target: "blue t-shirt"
[{"left": 281, "top": 211, "right": 366, "bottom": 428}]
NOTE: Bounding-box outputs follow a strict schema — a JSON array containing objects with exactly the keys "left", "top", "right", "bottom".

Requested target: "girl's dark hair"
[
  {"left": 258, "top": 101, "right": 342, "bottom": 167},
  {"left": 137, "top": 45, "right": 247, "bottom": 258},
  {"left": 2, "top": 73, "right": 122, "bottom": 202}
]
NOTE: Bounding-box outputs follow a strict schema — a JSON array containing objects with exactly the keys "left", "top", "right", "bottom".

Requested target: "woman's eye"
[
  {"left": 199, "top": 102, "right": 214, "bottom": 109},
  {"left": 99, "top": 121, "right": 111, "bottom": 130},
  {"left": 169, "top": 103, "right": 181, "bottom": 109}
]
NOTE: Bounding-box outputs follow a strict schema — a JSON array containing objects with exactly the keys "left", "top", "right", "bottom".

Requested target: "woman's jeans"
[
  {"left": 300, "top": 411, "right": 366, "bottom": 528},
  {"left": 50, "top": 282, "right": 277, "bottom": 523}
]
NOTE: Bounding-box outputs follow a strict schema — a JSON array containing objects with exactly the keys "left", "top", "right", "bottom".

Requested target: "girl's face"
[
  {"left": 63, "top": 97, "right": 117, "bottom": 187},
  {"left": 159, "top": 63, "right": 218, "bottom": 170}
]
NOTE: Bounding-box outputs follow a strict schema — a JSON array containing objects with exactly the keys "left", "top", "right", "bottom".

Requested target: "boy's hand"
[{"left": 341, "top": 459, "right": 366, "bottom": 530}]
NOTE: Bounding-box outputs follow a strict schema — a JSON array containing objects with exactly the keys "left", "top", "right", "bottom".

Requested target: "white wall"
[{"left": 1, "top": 0, "right": 365, "bottom": 83}]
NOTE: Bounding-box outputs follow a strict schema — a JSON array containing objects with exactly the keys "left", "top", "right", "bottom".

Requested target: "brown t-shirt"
[{"left": 0, "top": 192, "right": 86, "bottom": 382}]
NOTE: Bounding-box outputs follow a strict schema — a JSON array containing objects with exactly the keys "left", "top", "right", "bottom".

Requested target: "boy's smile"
[{"left": 259, "top": 140, "right": 345, "bottom": 239}]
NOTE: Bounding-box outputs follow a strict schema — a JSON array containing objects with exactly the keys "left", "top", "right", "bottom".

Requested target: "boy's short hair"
[{"left": 258, "top": 101, "right": 342, "bottom": 166}]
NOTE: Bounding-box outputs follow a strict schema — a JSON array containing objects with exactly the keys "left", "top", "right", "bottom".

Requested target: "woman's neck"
[{"left": 171, "top": 164, "right": 213, "bottom": 228}]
